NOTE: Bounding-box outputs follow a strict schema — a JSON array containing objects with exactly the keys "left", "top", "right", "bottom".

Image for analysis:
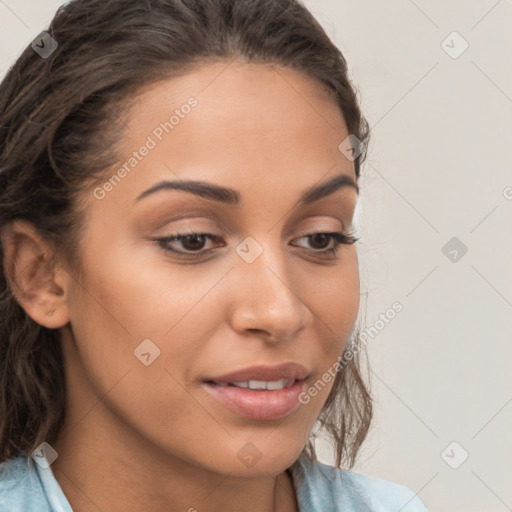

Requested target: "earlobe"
[{"left": 0, "top": 220, "right": 71, "bottom": 329}]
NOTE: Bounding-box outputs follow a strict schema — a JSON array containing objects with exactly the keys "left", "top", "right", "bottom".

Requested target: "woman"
[{"left": 0, "top": 0, "right": 429, "bottom": 510}]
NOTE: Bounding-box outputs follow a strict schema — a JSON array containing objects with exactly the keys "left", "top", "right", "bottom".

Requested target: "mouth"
[
  {"left": 201, "top": 363, "right": 309, "bottom": 420},
  {"left": 203, "top": 378, "right": 297, "bottom": 390}
]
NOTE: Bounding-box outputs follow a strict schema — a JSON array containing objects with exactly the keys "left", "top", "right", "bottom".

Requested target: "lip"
[
  {"left": 204, "top": 362, "right": 309, "bottom": 384},
  {"left": 202, "top": 379, "right": 307, "bottom": 420},
  {"left": 202, "top": 362, "right": 310, "bottom": 421}
]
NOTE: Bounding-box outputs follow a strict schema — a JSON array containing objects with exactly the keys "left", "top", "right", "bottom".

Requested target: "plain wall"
[{"left": 1, "top": 1, "right": 511, "bottom": 511}]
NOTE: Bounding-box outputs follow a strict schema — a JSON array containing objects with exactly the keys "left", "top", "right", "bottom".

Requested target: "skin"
[{"left": 1, "top": 61, "right": 360, "bottom": 512}]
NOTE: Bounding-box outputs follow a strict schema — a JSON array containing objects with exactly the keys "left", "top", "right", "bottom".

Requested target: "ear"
[{"left": 0, "top": 219, "right": 71, "bottom": 329}]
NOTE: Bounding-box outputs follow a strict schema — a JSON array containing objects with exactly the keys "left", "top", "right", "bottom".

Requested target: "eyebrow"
[{"left": 135, "top": 173, "right": 358, "bottom": 206}]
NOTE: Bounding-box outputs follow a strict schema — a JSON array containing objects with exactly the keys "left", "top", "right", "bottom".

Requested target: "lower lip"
[{"left": 202, "top": 380, "right": 306, "bottom": 420}]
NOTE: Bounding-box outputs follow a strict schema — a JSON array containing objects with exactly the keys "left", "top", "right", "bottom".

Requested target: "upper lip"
[{"left": 204, "top": 362, "right": 309, "bottom": 384}]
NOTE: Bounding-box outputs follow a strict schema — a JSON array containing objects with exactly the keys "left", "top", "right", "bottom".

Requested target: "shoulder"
[
  {"left": 290, "top": 453, "right": 429, "bottom": 512},
  {"left": 0, "top": 454, "right": 52, "bottom": 512}
]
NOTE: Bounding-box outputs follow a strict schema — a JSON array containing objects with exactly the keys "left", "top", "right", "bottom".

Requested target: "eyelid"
[
  {"left": 292, "top": 219, "right": 347, "bottom": 238},
  {"left": 294, "top": 226, "right": 343, "bottom": 238}
]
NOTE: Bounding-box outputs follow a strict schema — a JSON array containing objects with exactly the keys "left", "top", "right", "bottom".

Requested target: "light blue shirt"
[{"left": 0, "top": 451, "right": 429, "bottom": 511}]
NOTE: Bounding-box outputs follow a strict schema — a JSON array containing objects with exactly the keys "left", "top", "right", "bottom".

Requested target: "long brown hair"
[{"left": 0, "top": 0, "right": 371, "bottom": 468}]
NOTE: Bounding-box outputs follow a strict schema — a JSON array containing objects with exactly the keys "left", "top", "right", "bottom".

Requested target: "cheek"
[
  {"left": 296, "top": 250, "right": 359, "bottom": 409},
  {"left": 304, "top": 249, "right": 360, "bottom": 351},
  {"left": 65, "top": 238, "right": 225, "bottom": 411},
  {"left": 69, "top": 230, "right": 219, "bottom": 343},
  {"left": 65, "top": 253, "right": 218, "bottom": 454}
]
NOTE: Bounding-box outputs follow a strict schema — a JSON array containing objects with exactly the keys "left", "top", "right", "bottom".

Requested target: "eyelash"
[{"left": 153, "top": 231, "right": 359, "bottom": 259}]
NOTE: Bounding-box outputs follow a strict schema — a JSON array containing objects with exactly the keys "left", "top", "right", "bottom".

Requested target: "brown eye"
[
  {"left": 155, "top": 232, "right": 222, "bottom": 256},
  {"left": 177, "top": 234, "right": 208, "bottom": 251},
  {"left": 293, "top": 232, "right": 358, "bottom": 256},
  {"left": 306, "top": 233, "right": 331, "bottom": 250}
]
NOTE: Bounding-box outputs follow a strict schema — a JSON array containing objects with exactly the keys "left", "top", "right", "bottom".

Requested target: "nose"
[{"left": 228, "top": 243, "right": 312, "bottom": 343}]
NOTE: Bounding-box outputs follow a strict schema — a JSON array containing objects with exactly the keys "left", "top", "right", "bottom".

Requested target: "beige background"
[{"left": 1, "top": 1, "right": 511, "bottom": 511}]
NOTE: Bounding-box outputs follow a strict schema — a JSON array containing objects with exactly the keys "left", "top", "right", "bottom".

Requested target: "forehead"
[
  {"left": 90, "top": 61, "right": 355, "bottom": 210},
  {"left": 128, "top": 60, "right": 341, "bottom": 126}
]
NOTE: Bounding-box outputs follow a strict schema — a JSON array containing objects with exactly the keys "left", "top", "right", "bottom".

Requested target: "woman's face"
[{"left": 60, "top": 61, "right": 360, "bottom": 476}]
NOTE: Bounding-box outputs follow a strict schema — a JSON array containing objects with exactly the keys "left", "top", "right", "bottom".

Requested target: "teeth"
[
  {"left": 264, "top": 379, "right": 286, "bottom": 390},
  {"left": 249, "top": 380, "right": 268, "bottom": 390},
  {"left": 232, "top": 381, "right": 249, "bottom": 388},
  {"left": 229, "top": 379, "right": 295, "bottom": 390}
]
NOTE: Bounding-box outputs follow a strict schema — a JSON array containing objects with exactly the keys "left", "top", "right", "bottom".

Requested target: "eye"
[
  {"left": 292, "top": 232, "right": 359, "bottom": 256},
  {"left": 154, "top": 232, "right": 222, "bottom": 256}
]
